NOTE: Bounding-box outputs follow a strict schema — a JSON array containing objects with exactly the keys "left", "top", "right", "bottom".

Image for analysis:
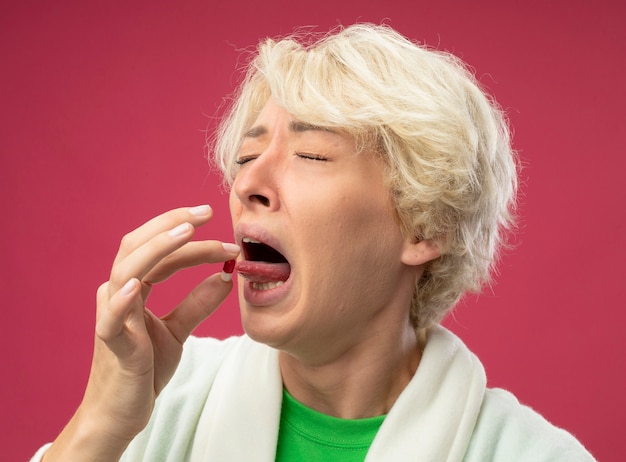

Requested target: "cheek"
[
  {"left": 344, "top": 197, "right": 404, "bottom": 265},
  {"left": 309, "top": 195, "right": 402, "bottom": 267}
]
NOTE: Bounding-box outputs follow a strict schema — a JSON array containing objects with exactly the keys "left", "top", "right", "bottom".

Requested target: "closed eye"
[
  {"left": 296, "top": 152, "right": 328, "bottom": 162},
  {"left": 235, "top": 155, "right": 258, "bottom": 165}
]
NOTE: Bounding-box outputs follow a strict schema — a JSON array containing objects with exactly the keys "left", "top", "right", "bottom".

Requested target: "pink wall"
[{"left": 2, "top": 1, "right": 624, "bottom": 460}]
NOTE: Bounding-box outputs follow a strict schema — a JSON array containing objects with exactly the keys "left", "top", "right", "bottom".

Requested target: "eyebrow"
[
  {"left": 290, "top": 121, "right": 335, "bottom": 133},
  {"left": 243, "top": 121, "right": 336, "bottom": 138}
]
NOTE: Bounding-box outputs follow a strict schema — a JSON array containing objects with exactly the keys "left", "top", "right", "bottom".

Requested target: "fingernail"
[
  {"left": 221, "top": 259, "right": 236, "bottom": 282},
  {"left": 189, "top": 205, "right": 212, "bottom": 216},
  {"left": 168, "top": 222, "right": 191, "bottom": 237},
  {"left": 121, "top": 279, "right": 136, "bottom": 295},
  {"left": 222, "top": 243, "right": 241, "bottom": 254}
]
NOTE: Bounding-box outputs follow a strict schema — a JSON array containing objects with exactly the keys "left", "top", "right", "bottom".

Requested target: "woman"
[{"left": 33, "top": 24, "right": 594, "bottom": 461}]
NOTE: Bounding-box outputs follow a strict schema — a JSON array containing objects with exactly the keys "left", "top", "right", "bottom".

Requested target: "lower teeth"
[{"left": 252, "top": 281, "right": 284, "bottom": 291}]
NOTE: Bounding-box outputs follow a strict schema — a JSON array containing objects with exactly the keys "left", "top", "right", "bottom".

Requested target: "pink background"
[{"left": 2, "top": 1, "right": 624, "bottom": 460}]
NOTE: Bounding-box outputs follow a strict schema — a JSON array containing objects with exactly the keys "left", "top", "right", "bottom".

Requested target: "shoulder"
[
  {"left": 121, "top": 335, "right": 271, "bottom": 460},
  {"left": 146, "top": 335, "right": 250, "bottom": 414},
  {"left": 464, "top": 388, "right": 596, "bottom": 461},
  {"left": 164, "top": 334, "right": 258, "bottom": 392},
  {"left": 146, "top": 334, "right": 263, "bottom": 425}
]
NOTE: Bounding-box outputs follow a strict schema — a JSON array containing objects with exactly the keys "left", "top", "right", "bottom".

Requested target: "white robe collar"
[{"left": 189, "top": 325, "right": 486, "bottom": 461}]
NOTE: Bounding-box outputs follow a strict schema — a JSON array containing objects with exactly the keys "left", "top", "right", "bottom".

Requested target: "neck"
[{"left": 278, "top": 320, "right": 423, "bottom": 419}]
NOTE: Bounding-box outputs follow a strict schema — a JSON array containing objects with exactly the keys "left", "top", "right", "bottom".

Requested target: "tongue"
[{"left": 235, "top": 261, "right": 291, "bottom": 283}]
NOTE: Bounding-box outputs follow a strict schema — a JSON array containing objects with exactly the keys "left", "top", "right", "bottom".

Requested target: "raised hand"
[{"left": 43, "top": 206, "right": 239, "bottom": 461}]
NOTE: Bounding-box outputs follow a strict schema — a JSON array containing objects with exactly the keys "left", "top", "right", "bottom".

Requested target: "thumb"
[{"left": 162, "top": 272, "right": 234, "bottom": 343}]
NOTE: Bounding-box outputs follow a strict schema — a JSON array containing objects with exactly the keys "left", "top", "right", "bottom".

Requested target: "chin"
[{"left": 239, "top": 303, "right": 292, "bottom": 348}]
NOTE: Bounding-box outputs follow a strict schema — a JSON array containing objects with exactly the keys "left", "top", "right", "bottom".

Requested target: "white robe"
[{"left": 31, "top": 326, "right": 595, "bottom": 461}]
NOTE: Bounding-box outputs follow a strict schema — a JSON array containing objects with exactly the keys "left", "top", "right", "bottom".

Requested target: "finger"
[
  {"left": 96, "top": 279, "right": 145, "bottom": 351},
  {"left": 162, "top": 273, "right": 234, "bottom": 344},
  {"left": 109, "top": 221, "right": 195, "bottom": 295},
  {"left": 142, "top": 241, "right": 241, "bottom": 285},
  {"left": 96, "top": 279, "right": 158, "bottom": 376},
  {"left": 114, "top": 205, "right": 214, "bottom": 266}
]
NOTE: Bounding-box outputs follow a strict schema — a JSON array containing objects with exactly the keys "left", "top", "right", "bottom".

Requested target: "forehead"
[{"left": 241, "top": 99, "right": 348, "bottom": 145}]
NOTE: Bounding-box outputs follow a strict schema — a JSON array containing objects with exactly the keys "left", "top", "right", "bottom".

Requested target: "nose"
[{"left": 231, "top": 151, "right": 281, "bottom": 212}]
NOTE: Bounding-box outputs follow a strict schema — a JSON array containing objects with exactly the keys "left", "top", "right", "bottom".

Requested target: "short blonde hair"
[{"left": 213, "top": 23, "right": 518, "bottom": 328}]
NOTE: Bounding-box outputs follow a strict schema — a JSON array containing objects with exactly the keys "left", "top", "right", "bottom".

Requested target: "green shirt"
[{"left": 275, "top": 389, "right": 386, "bottom": 462}]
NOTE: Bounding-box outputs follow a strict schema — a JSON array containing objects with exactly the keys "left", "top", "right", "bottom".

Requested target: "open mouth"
[
  {"left": 242, "top": 237, "right": 288, "bottom": 264},
  {"left": 237, "top": 237, "right": 291, "bottom": 290}
]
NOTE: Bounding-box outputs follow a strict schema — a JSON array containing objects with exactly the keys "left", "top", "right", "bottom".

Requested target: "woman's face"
[{"left": 229, "top": 99, "right": 420, "bottom": 361}]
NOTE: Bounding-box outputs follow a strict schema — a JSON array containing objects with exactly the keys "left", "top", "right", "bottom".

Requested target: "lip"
[{"left": 234, "top": 222, "right": 293, "bottom": 306}]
